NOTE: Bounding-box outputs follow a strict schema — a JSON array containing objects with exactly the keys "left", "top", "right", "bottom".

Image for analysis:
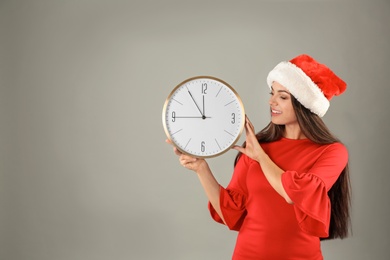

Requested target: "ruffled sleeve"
[
  {"left": 281, "top": 143, "right": 348, "bottom": 237},
  {"left": 208, "top": 187, "right": 247, "bottom": 230},
  {"left": 208, "top": 154, "right": 250, "bottom": 231}
]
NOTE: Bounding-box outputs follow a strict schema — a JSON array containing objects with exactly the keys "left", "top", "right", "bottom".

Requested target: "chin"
[{"left": 271, "top": 118, "right": 285, "bottom": 125}]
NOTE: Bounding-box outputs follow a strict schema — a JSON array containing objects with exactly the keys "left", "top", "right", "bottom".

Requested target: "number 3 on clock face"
[{"left": 162, "top": 76, "right": 245, "bottom": 158}]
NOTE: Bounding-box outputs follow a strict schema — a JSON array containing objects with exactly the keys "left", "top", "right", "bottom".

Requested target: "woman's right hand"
[{"left": 165, "top": 139, "right": 208, "bottom": 173}]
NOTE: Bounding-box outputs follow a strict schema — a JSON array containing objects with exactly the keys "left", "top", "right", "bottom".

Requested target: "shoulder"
[
  {"left": 297, "top": 139, "right": 348, "bottom": 157},
  {"left": 318, "top": 142, "right": 349, "bottom": 167},
  {"left": 323, "top": 142, "right": 348, "bottom": 157}
]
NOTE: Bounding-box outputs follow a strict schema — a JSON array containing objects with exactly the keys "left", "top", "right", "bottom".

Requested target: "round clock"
[{"left": 162, "top": 76, "right": 245, "bottom": 158}]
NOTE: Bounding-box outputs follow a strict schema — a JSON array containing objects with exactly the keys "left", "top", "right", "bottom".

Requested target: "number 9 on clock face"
[{"left": 162, "top": 76, "right": 245, "bottom": 158}]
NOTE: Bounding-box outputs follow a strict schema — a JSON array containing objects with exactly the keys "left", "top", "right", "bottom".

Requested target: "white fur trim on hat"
[{"left": 266, "top": 61, "right": 330, "bottom": 117}]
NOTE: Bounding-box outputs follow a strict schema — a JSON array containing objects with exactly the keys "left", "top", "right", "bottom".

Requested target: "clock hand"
[
  {"left": 175, "top": 116, "right": 212, "bottom": 119},
  {"left": 187, "top": 89, "right": 203, "bottom": 116},
  {"left": 202, "top": 95, "right": 205, "bottom": 118}
]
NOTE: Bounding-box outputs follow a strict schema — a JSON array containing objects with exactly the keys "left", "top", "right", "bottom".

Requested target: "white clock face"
[{"left": 162, "top": 76, "right": 245, "bottom": 158}]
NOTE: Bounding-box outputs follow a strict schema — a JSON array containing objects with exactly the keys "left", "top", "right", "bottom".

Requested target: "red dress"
[{"left": 208, "top": 137, "right": 348, "bottom": 259}]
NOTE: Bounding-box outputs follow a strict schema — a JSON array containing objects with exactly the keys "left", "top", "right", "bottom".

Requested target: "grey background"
[{"left": 1, "top": 0, "right": 389, "bottom": 259}]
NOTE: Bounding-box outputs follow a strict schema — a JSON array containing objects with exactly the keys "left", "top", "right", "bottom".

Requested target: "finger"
[
  {"left": 247, "top": 123, "right": 255, "bottom": 136},
  {"left": 180, "top": 157, "right": 197, "bottom": 168},
  {"left": 181, "top": 154, "right": 197, "bottom": 163},
  {"left": 183, "top": 161, "right": 195, "bottom": 170},
  {"left": 173, "top": 147, "right": 182, "bottom": 156},
  {"left": 245, "top": 116, "right": 254, "bottom": 129},
  {"left": 232, "top": 145, "right": 244, "bottom": 153},
  {"left": 245, "top": 117, "right": 255, "bottom": 135},
  {"left": 243, "top": 120, "right": 253, "bottom": 137},
  {"left": 165, "top": 139, "right": 173, "bottom": 145}
]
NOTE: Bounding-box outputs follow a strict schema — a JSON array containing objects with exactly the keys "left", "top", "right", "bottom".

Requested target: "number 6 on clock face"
[{"left": 162, "top": 76, "right": 245, "bottom": 158}]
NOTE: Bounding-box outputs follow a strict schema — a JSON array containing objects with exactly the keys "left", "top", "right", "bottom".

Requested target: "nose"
[{"left": 269, "top": 94, "right": 276, "bottom": 106}]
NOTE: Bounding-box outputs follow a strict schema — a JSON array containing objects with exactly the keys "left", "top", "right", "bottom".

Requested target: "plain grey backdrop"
[{"left": 1, "top": 0, "right": 389, "bottom": 259}]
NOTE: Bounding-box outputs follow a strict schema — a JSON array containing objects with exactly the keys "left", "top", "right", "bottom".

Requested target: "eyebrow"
[{"left": 270, "top": 86, "right": 291, "bottom": 94}]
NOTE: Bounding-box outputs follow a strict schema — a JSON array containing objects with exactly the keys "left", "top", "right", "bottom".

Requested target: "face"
[{"left": 269, "top": 82, "right": 298, "bottom": 126}]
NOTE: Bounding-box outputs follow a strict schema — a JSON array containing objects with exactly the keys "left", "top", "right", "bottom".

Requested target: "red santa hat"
[{"left": 266, "top": 54, "right": 347, "bottom": 117}]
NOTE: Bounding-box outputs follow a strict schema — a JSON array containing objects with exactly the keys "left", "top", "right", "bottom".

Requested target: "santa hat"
[{"left": 266, "top": 54, "right": 347, "bottom": 117}]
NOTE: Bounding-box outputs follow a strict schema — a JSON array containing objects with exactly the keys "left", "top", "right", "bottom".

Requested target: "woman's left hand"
[
  {"left": 234, "top": 116, "right": 291, "bottom": 203},
  {"left": 233, "top": 115, "right": 264, "bottom": 163}
]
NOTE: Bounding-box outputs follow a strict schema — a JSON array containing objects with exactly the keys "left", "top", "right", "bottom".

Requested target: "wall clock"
[{"left": 162, "top": 76, "right": 245, "bottom": 158}]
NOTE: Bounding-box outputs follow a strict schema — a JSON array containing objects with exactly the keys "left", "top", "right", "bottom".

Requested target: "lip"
[{"left": 270, "top": 108, "right": 282, "bottom": 116}]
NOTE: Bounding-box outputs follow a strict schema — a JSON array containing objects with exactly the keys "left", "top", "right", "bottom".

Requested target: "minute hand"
[{"left": 187, "top": 90, "right": 204, "bottom": 116}]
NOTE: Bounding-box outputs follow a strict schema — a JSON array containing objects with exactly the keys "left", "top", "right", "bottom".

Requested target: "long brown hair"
[{"left": 234, "top": 96, "right": 351, "bottom": 240}]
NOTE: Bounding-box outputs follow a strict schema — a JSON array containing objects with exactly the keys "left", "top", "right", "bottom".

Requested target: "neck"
[{"left": 283, "top": 124, "right": 306, "bottom": 140}]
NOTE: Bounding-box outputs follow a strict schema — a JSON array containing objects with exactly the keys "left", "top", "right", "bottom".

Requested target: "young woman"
[{"left": 167, "top": 54, "right": 351, "bottom": 259}]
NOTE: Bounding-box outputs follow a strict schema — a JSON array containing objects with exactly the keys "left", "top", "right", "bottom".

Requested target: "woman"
[{"left": 167, "top": 54, "right": 351, "bottom": 259}]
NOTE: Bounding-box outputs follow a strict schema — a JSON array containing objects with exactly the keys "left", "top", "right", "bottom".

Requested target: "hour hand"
[{"left": 175, "top": 115, "right": 211, "bottom": 119}]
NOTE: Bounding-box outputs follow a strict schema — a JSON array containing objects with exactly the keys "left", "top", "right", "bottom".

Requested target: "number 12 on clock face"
[{"left": 162, "top": 76, "right": 245, "bottom": 158}]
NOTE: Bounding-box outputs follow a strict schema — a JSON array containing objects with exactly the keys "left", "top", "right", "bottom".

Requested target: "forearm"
[
  {"left": 196, "top": 162, "right": 226, "bottom": 224},
  {"left": 257, "top": 152, "right": 293, "bottom": 204}
]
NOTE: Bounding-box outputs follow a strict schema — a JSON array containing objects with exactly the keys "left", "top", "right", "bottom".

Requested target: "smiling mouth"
[{"left": 271, "top": 109, "right": 281, "bottom": 114}]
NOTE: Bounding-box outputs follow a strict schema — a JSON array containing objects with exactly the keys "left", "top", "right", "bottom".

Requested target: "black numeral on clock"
[
  {"left": 172, "top": 111, "right": 176, "bottom": 122},
  {"left": 201, "top": 141, "right": 205, "bottom": 152},
  {"left": 231, "top": 113, "right": 235, "bottom": 124},
  {"left": 202, "top": 83, "right": 207, "bottom": 94}
]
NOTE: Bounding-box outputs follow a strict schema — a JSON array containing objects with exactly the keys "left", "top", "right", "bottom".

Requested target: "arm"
[
  {"left": 195, "top": 162, "right": 226, "bottom": 224},
  {"left": 256, "top": 150, "right": 293, "bottom": 204},
  {"left": 233, "top": 117, "right": 293, "bottom": 204}
]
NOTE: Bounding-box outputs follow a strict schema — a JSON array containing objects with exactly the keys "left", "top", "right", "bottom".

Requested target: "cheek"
[
  {"left": 287, "top": 109, "right": 298, "bottom": 122},
  {"left": 283, "top": 104, "right": 297, "bottom": 120}
]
